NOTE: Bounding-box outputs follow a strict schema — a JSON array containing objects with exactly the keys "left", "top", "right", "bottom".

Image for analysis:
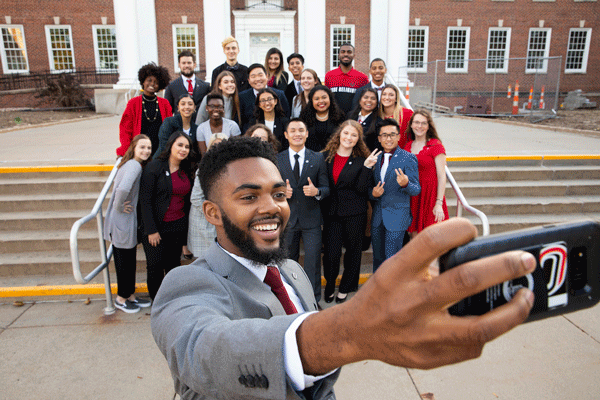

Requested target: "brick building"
[{"left": 1, "top": 0, "right": 597, "bottom": 104}]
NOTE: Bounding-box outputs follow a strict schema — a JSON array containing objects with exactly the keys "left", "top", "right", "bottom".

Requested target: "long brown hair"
[
  {"left": 378, "top": 84, "right": 403, "bottom": 121},
  {"left": 405, "top": 109, "right": 441, "bottom": 142},
  {"left": 322, "top": 120, "right": 370, "bottom": 162},
  {"left": 118, "top": 134, "right": 151, "bottom": 168},
  {"left": 265, "top": 47, "right": 285, "bottom": 86},
  {"left": 244, "top": 123, "right": 281, "bottom": 152},
  {"left": 212, "top": 70, "right": 241, "bottom": 123},
  {"left": 293, "top": 68, "right": 321, "bottom": 110}
]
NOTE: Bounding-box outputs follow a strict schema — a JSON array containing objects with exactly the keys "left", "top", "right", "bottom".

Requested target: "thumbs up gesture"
[
  {"left": 285, "top": 179, "right": 293, "bottom": 198},
  {"left": 303, "top": 177, "right": 319, "bottom": 197},
  {"left": 395, "top": 168, "right": 409, "bottom": 187}
]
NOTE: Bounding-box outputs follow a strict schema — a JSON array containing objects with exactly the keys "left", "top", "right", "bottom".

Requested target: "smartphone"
[{"left": 438, "top": 219, "right": 600, "bottom": 322}]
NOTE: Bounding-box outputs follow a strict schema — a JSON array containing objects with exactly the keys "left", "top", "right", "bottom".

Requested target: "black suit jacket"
[
  {"left": 139, "top": 159, "right": 192, "bottom": 237},
  {"left": 285, "top": 79, "right": 302, "bottom": 110},
  {"left": 210, "top": 62, "right": 249, "bottom": 93},
  {"left": 164, "top": 76, "right": 210, "bottom": 122},
  {"left": 276, "top": 149, "right": 329, "bottom": 229},
  {"left": 322, "top": 155, "right": 374, "bottom": 218},
  {"left": 239, "top": 88, "right": 290, "bottom": 133}
]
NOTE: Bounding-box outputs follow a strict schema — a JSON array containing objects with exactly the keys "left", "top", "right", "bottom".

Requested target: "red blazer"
[{"left": 116, "top": 95, "right": 173, "bottom": 156}]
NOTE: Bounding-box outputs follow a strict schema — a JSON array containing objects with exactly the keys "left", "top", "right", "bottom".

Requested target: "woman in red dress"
[{"left": 404, "top": 110, "right": 449, "bottom": 235}]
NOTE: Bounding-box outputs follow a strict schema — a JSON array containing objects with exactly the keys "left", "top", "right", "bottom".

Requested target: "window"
[
  {"left": 446, "top": 27, "right": 470, "bottom": 73},
  {"left": 92, "top": 25, "right": 118, "bottom": 72},
  {"left": 246, "top": 0, "right": 284, "bottom": 9},
  {"left": 408, "top": 27, "right": 429, "bottom": 73},
  {"left": 565, "top": 28, "right": 591, "bottom": 73},
  {"left": 172, "top": 24, "right": 200, "bottom": 72},
  {"left": 45, "top": 25, "right": 75, "bottom": 72},
  {"left": 526, "top": 28, "right": 551, "bottom": 73},
  {"left": 486, "top": 28, "right": 511, "bottom": 73},
  {"left": 330, "top": 24, "right": 355, "bottom": 69},
  {"left": 0, "top": 25, "right": 28, "bottom": 73}
]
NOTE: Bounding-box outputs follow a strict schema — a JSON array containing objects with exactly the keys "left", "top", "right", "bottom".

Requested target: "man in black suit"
[
  {"left": 164, "top": 50, "right": 210, "bottom": 122},
  {"left": 277, "top": 119, "right": 329, "bottom": 302},
  {"left": 210, "top": 36, "right": 250, "bottom": 93},
  {"left": 285, "top": 53, "right": 304, "bottom": 108},
  {"left": 351, "top": 58, "right": 388, "bottom": 112},
  {"left": 239, "top": 63, "right": 290, "bottom": 133}
]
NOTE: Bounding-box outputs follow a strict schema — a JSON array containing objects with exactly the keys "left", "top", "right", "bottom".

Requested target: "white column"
[
  {"left": 298, "top": 0, "right": 326, "bottom": 79},
  {"left": 387, "top": 0, "right": 410, "bottom": 86},
  {"left": 113, "top": 0, "right": 158, "bottom": 89},
  {"left": 370, "top": 0, "right": 389, "bottom": 64},
  {"left": 203, "top": 0, "right": 231, "bottom": 84}
]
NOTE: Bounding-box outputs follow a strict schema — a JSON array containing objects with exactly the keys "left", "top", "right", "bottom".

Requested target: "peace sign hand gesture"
[
  {"left": 364, "top": 149, "right": 382, "bottom": 169},
  {"left": 395, "top": 168, "right": 409, "bottom": 187},
  {"left": 372, "top": 181, "right": 385, "bottom": 197}
]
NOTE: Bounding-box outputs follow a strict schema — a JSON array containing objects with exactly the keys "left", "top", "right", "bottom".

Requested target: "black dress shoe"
[
  {"left": 335, "top": 293, "right": 348, "bottom": 303},
  {"left": 362, "top": 235, "right": 371, "bottom": 251},
  {"left": 324, "top": 293, "right": 335, "bottom": 303}
]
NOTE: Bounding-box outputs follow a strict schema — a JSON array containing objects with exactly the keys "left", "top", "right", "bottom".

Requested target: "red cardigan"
[{"left": 116, "top": 95, "right": 173, "bottom": 156}]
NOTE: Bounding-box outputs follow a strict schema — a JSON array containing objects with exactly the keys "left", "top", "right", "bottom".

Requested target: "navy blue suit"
[
  {"left": 370, "top": 147, "right": 420, "bottom": 271},
  {"left": 276, "top": 148, "right": 329, "bottom": 301},
  {"left": 239, "top": 88, "right": 290, "bottom": 133}
]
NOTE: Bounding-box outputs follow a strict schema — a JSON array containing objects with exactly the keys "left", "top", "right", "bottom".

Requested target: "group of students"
[{"left": 105, "top": 36, "right": 450, "bottom": 312}]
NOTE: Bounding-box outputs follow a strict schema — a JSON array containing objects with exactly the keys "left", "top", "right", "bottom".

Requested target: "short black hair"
[
  {"left": 248, "top": 63, "right": 267, "bottom": 75},
  {"left": 339, "top": 43, "right": 355, "bottom": 52},
  {"left": 178, "top": 50, "right": 196, "bottom": 62},
  {"left": 376, "top": 118, "right": 400, "bottom": 136},
  {"left": 285, "top": 117, "right": 306, "bottom": 132},
  {"left": 206, "top": 92, "right": 225, "bottom": 104},
  {"left": 286, "top": 53, "right": 304, "bottom": 65},
  {"left": 137, "top": 63, "right": 171, "bottom": 91},
  {"left": 370, "top": 58, "right": 386, "bottom": 67},
  {"left": 199, "top": 136, "right": 279, "bottom": 201}
]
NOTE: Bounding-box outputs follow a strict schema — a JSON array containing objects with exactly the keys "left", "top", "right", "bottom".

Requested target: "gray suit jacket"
[{"left": 151, "top": 243, "right": 339, "bottom": 399}]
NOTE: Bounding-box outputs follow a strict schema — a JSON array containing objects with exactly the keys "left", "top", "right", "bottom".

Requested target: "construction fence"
[{"left": 400, "top": 56, "right": 562, "bottom": 121}]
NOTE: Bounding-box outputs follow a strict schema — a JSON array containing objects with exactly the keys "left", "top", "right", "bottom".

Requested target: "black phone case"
[{"left": 439, "top": 220, "right": 600, "bottom": 322}]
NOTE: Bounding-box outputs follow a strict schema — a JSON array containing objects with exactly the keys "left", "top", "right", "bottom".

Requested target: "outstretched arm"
[{"left": 296, "top": 218, "right": 535, "bottom": 375}]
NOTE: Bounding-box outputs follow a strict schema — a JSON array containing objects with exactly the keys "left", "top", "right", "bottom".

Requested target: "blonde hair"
[
  {"left": 221, "top": 36, "right": 238, "bottom": 49},
  {"left": 208, "top": 132, "right": 228, "bottom": 149},
  {"left": 378, "top": 84, "right": 403, "bottom": 121}
]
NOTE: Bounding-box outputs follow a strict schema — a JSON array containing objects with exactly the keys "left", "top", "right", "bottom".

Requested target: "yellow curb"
[
  {"left": 447, "top": 155, "right": 544, "bottom": 162},
  {"left": 2, "top": 275, "right": 375, "bottom": 297},
  {"left": 0, "top": 165, "right": 113, "bottom": 174},
  {"left": 0, "top": 283, "right": 148, "bottom": 298},
  {"left": 543, "top": 155, "right": 600, "bottom": 160}
]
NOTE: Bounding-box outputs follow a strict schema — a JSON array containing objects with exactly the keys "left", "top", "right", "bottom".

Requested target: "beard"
[
  {"left": 181, "top": 69, "right": 195, "bottom": 78},
  {"left": 340, "top": 58, "right": 352, "bottom": 67},
  {"left": 221, "top": 211, "right": 288, "bottom": 267}
]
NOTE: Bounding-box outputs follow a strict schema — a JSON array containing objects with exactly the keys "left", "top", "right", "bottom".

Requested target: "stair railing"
[
  {"left": 70, "top": 158, "right": 120, "bottom": 315},
  {"left": 386, "top": 73, "right": 490, "bottom": 236}
]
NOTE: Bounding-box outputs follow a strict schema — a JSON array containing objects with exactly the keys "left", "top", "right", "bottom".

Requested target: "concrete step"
[
  {"left": 445, "top": 179, "right": 600, "bottom": 198},
  {"left": 0, "top": 210, "right": 97, "bottom": 231},
  {"left": 0, "top": 170, "right": 111, "bottom": 180},
  {"left": 448, "top": 195, "right": 600, "bottom": 216},
  {"left": 463, "top": 212, "right": 600, "bottom": 235},
  {"left": 0, "top": 229, "right": 105, "bottom": 253},
  {"left": 0, "top": 177, "right": 107, "bottom": 195},
  {"left": 447, "top": 165, "right": 600, "bottom": 182},
  {"left": 0, "top": 193, "right": 106, "bottom": 212}
]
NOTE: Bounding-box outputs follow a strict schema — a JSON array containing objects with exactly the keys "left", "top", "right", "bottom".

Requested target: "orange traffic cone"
[
  {"left": 405, "top": 83, "right": 410, "bottom": 102},
  {"left": 512, "top": 80, "right": 520, "bottom": 115},
  {"left": 527, "top": 86, "right": 533, "bottom": 110},
  {"left": 539, "top": 86, "right": 545, "bottom": 109},
  {"left": 507, "top": 84, "right": 512, "bottom": 99}
]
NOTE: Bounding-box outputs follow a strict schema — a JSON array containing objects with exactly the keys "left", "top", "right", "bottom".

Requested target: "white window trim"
[
  {"left": 525, "top": 28, "right": 551, "bottom": 74},
  {"left": 445, "top": 26, "right": 470, "bottom": 73},
  {"left": 172, "top": 24, "right": 200, "bottom": 73},
  {"left": 92, "top": 25, "right": 118, "bottom": 73},
  {"left": 0, "top": 24, "right": 29, "bottom": 74},
  {"left": 408, "top": 26, "right": 429, "bottom": 73},
  {"left": 44, "top": 25, "right": 76, "bottom": 72},
  {"left": 486, "top": 27, "right": 511, "bottom": 74},
  {"left": 330, "top": 24, "right": 355, "bottom": 70},
  {"left": 565, "top": 28, "right": 592, "bottom": 74}
]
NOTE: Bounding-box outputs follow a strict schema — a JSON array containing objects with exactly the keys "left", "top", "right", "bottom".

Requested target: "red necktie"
[
  {"left": 264, "top": 266, "right": 298, "bottom": 315},
  {"left": 187, "top": 79, "right": 193, "bottom": 95}
]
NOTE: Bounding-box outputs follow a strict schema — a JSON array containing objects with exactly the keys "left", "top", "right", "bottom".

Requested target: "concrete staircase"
[
  {"left": 446, "top": 158, "right": 600, "bottom": 234},
  {"left": 1, "top": 157, "right": 599, "bottom": 296}
]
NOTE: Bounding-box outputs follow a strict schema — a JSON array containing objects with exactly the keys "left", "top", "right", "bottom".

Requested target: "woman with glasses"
[
  {"left": 404, "top": 110, "right": 448, "bottom": 235},
  {"left": 196, "top": 93, "right": 241, "bottom": 155},
  {"left": 250, "top": 88, "right": 289, "bottom": 149}
]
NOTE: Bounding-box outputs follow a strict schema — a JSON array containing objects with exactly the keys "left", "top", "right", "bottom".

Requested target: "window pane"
[
  {"left": 408, "top": 28, "right": 426, "bottom": 69},
  {"left": 95, "top": 27, "right": 118, "bottom": 70},
  {"left": 1, "top": 27, "right": 28, "bottom": 71}
]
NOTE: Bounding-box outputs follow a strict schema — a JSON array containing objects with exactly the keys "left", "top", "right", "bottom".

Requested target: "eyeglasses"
[
  {"left": 207, "top": 105, "right": 224, "bottom": 110},
  {"left": 412, "top": 121, "right": 428, "bottom": 126},
  {"left": 259, "top": 97, "right": 275, "bottom": 104},
  {"left": 379, "top": 133, "right": 399, "bottom": 139}
]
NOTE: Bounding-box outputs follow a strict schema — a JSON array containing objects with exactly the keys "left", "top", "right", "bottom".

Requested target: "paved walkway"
[{"left": 1, "top": 114, "right": 600, "bottom": 399}]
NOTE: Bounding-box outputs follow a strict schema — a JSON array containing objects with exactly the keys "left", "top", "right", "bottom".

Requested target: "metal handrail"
[
  {"left": 385, "top": 72, "right": 490, "bottom": 235},
  {"left": 70, "top": 158, "right": 121, "bottom": 315}
]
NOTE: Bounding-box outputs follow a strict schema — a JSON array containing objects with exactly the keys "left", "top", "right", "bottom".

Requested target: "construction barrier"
[{"left": 512, "top": 80, "right": 520, "bottom": 115}]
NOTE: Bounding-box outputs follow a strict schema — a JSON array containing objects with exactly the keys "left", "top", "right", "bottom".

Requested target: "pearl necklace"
[{"left": 142, "top": 94, "right": 159, "bottom": 122}]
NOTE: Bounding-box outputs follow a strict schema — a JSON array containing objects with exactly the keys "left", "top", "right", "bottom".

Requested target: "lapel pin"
[
  {"left": 292, "top": 273, "right": 297, "bottom": 280},
  {"left": 349, "top": 161, "right": 352, "bottom": 165},
  {"left": 165, "top": 171, "right": 170, "bottom": 176}
]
